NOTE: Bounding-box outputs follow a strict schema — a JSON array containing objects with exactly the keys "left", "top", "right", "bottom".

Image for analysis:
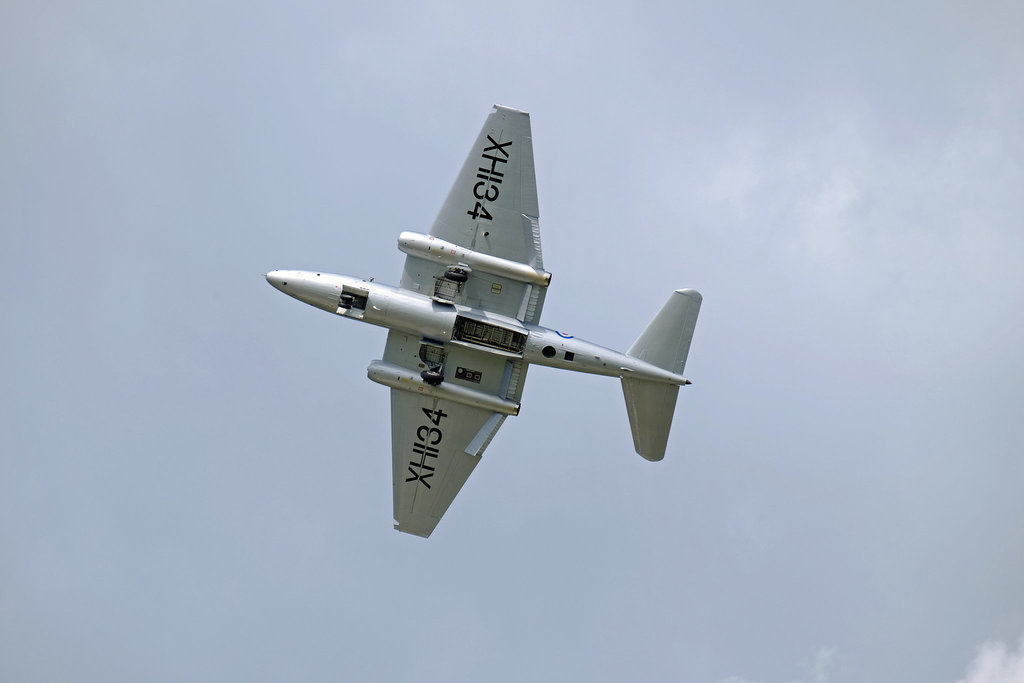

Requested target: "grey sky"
[{"left": 2, "top": 1, "right": 1023, "bottom": 681}]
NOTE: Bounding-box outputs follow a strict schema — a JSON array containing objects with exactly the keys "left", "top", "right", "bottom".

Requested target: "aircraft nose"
[{"left": 265, "top": 270, "right": 288, "bottom": 291}]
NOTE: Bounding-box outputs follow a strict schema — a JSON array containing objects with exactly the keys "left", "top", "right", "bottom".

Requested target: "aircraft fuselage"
[{"left": 265, "top": 269, "right": 689, "bottom": 390}]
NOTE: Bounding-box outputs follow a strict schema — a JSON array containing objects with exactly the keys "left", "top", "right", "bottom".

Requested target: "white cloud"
[
  {"left": 955, "top": 638, "right": 1024, "bottom": 683},
  {"left": 719, "top": 647, "right": 835, "bottom": 683},
  {"left": 808, "top": 648, "right": 836, "bottom": 683}
]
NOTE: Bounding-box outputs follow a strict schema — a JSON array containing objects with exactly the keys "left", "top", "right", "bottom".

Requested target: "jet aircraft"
[{"left": 266, "top": 105, "right": 701, "bottom": 537}]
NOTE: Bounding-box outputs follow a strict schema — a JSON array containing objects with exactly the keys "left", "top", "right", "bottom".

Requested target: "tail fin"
[{"left": 622, "top": 289, "right": 702, "bottom": 461}]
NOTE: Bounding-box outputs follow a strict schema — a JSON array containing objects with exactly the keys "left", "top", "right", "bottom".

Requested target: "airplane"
[{"left": 266, "top": 105, "right": 701, "bottom": 538}]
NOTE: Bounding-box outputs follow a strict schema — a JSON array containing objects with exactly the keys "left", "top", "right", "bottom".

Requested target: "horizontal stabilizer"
[{"left": 621, "top": 379, "right": 679, "bottom": 461}]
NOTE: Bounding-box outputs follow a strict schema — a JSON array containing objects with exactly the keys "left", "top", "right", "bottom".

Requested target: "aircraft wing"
[
  {"left": 400, "top": 104, "right": 547, "bottom": 325},
  {"left": 382, "top": 330, "right": 528, "bottom": 537}
]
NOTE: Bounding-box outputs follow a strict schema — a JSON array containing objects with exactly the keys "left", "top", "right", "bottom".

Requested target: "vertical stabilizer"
[
  {"left": 627, "top": 289, "right": 702, "bottom": 375},
  {"left": 622, "top": 289, "right": 702, "bottom": 461}
]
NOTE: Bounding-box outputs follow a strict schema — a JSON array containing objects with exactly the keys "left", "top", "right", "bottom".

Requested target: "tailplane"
[{"left": 622, "top": 289, "right": 702, "bottom": 461}]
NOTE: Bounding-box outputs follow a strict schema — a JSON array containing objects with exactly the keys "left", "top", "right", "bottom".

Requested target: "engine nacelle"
[
  {"left": 398, "top": 231, "right": 551, "bottom": 287},
  {"left": 367, "top": 361, "right": 520, "bottom": 415}
]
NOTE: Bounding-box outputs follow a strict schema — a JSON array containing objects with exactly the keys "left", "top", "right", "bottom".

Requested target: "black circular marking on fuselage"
[{"left": 542, "top": 345, "right": 556, "bottom": 358}]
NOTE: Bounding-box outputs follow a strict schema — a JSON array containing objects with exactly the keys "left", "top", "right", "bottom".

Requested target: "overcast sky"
[{"left": 2, "top": 1, "right": 1023, "bottom": 681}]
